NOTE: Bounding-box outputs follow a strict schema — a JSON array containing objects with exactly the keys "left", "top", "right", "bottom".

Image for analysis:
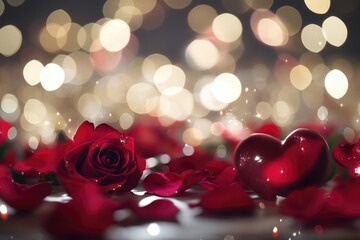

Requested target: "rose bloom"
[{"left": 57, "top": 121, "right": 146, "bottom": 194}]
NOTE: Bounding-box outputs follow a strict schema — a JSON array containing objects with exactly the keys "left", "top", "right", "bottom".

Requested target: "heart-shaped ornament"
[{"left": 234, "top": 129, "right": 330, "bottom": 200}]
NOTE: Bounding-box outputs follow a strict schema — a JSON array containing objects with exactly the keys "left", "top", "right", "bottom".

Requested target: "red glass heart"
[{"left": 234, "top": 129, "right": 330, "bottom": 200}]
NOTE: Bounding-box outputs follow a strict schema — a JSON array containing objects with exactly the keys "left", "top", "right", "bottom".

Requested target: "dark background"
[{"left": 1, "top": 0, "right": 359, "bottom": 64}]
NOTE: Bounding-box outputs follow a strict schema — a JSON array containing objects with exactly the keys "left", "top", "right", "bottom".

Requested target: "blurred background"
[{"left": 0, "top": 0, "right": 360, "bottom": 150}]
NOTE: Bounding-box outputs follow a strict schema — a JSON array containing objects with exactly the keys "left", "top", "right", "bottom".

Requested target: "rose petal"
[
  {"left": 200, "top": 165, "right": 237, "bottom": 191},
  {"left": 203, "top": 160, "right": 231, "bottom": 175},
  {"left": 0, "top": 177, "right": 51, "bottom": 212},
  {"left": 44, "top": 183, "right": 122, "bottom": 237},
  {"left": 73, "top": 121, "right": 118, "bottom": 143},
  {"left": 329, "top": 179, "right": 360, "bottom": 217},
  {"left": 279, "top": 186, "right": 327, "bottom": 220},
  {"left": 12, "top": 144, "right": 65, "bottom": 177},
  {"left": 142, "top": 170, "right": 205, "bottom": 196},
  {"left": 129, "top": 199, "right": 179, "bottom": 222},
  {"left": 194, "top": 183, "right": 254, "bottom": 213},
  {"left": 0, "top": 119, "right": 11, "bottom": 145},
  {"left": 167, "top": 150, "right": 219, "bottom": 174},
  {"left": 0, "top": 165, "right": 11, "bottom": 178},
  {"left": 73, "top": 120, "right": 95, "bottom": 142},
  {"left": 56, "top": 159, "right": 90, "bottom": 197}
]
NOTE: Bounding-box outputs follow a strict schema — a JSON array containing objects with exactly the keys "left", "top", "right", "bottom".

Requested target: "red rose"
[{"left": 57, "top": 121, "right": 146, "bottom": 195}]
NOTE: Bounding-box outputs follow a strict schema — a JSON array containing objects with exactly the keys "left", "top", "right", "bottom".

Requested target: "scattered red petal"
[
  {"left": 0, "top": 177, "right": 51, "bottom": 212},
  {"left": 0, "top": 165, "right": 11, "bottom": 178},
  {"left": 329, "top": 179, "right": 360, "bottom": 217},
  {"left": 200, "top": 164, "right": 237, "bottom": 191},
  {"left": 12, "top": 144, "right": 65, "bottom": 177},
  {"left": 142, "top": 170, "right": 205, "bottom": 196},
  {"left": 167, "top": 150, "right": 220, "bottom": 174},
  {"left": 279, "top": 186, "right": 328, "bottom": 220},
  {"left": 280, "top": 180, "right": 360, "bottom": 224},
  {"left": 194, "top": 183, "right": 254, "bottom": 213},
  {"left": 0, "top": 119, "right": 11, "bottom": 145},
  {"left": 129, "top": 199, "right": 179, "bottom": 222},
  {"left": 44, "top": 183, "right": 122, "bottom": 237}
]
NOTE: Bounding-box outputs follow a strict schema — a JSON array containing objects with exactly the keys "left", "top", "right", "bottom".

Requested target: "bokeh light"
[
  {"left": 290, "top": 64, "right": 312, "bottom": 90},
  {"left": 251, "top": 10, "right": 288, "bottom": 47},
  {"left": 187, "top": 4, "right": 217, "bottom": 33},
  {"left": 23, "top": 60, "right": 44, "bottom": 86},
  {"left": 99, "top": 19, "right": 130, "bottom": 52},
  {"left": 276, "top": 6, "right": 302, "bottom": 36},
  {"left": 7, "top": 0, "right": 25, "bottom": 7},
  {"left": 304, "top": 0, "right": 330, "bottom": 14},
  {"left": 0, "top": 25, "right": 22, "bottom": 56},
  {"left": 185, "top": 39, "right": 219, "bottom": 70},
  {"left": 154, "top": 64, "right": 186, "bottom": 96},
  {"left": 324, "top": 69, "right": 348, "bottom": 99},
  {"left": 322, "top": 16, "right": 348, "bottom": 47},
  {"left": 0, "top": 0, "right": 359, "bottom": 154},
  {"left": 163, "top": 0, "right": 191, "bottom": 10},
  {"left": 1, "top": 94, "right": 18, "bottom": 114},
  {"left": 0, "top": 1, "right": 5, "bottom": 16},
  {"left": 40, "top": 63, "right": 65, "bottom": 91},
  {"left": 46, "top": 9, "right": 71, "bottom": 38},
  {"left": 77, "top": 93, "right": 102, "bottom": 119},
  {"left": 301, "top": 24, "right": 326, "bottom": 53},
  {"left": 127, "top": 83, "right": 159, "bottom": 114},
  {"left": 142, "top": 54, "right": 171, "bottom": 82},
  {"left": 24, "top": 99, "right": 47, "bottom": 125},
  {"left": 212, "top": 13, "right": 243, "bottom": 43},
  {"left": 245, "top": 0, "right": 273, "bottom": 10},
  {"left": 317, "top": 106, "right": 328, "bottom": 121},
  {"left": 212, "top": 73, "right": 242, "bottom": 104}
]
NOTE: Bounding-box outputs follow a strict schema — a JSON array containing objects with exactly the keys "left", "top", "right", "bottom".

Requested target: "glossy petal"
[
  {"left": 280, "top": 180, "right": 360, "bottom": 224},
  {"left": 12, "top": 144, "right": 65, "bottom": 177},
  {"left": 44, "top": 183, "right": 122, "bottom": 237},
  {"left": 194, "top": 183, "right": 254, "bottom": 213},
  {"left": 129, "top": 199, "right": 179, "bottom": 222},
  {"left": 0, "top": 165, "right": 11, "bottom": 178},
  {"left": 167, "top": 150, "right": 219, "bottom": 174},
  {"left": 279, "top": 186, "right": 328, "bottom": 220},
  {"left": 142, "top": 170, "right": 205, "bottom": 196},
  {"left": 200, "top": 163, "right": 237, "bottom": 191},
  {"left": 0, "top": 119, "right": 11, "bottom": 145},
  {"left": 329, "top": 179, "right": 360, "bottom": 217},
  {"left": 0, "top": 177, "right": 51, "bottom": 212}
]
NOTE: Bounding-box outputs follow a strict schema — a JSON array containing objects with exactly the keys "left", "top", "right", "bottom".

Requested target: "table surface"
[{"left": 1, "top": 192, "right": 359, "bottom": 240}]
